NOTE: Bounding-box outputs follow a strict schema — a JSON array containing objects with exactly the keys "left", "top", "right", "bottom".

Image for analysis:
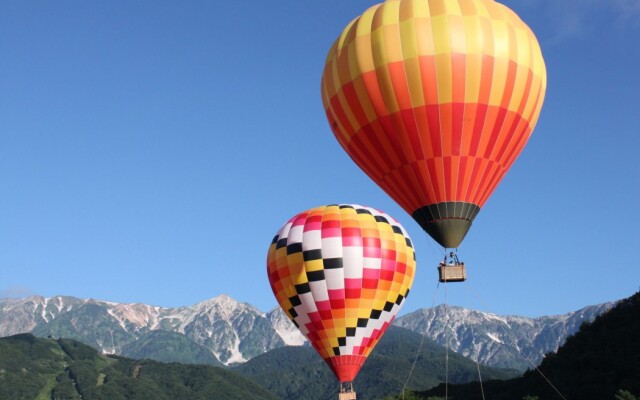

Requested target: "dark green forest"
[
  {"left": 0, "top": 326, "right": 515, "bottom": 400},
  {"left": 0, "top": 334, "right": 277, "bottom": 400},
  {"left": 233, "top": 326, "right": 516, "bottom": 400},
  {"left": 404, "top": 291, "right": 640, "bottom": 400}
]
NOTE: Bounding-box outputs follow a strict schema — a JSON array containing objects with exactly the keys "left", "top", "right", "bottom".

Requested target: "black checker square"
[
  {"left": 338, "top": 337, "right": 346, "bottom": 347},
  {"left": 306, "top": 270, "right": 325, "bottom": 282},
  {"left": 323, "top": 257, "right": 343, "bottom": 269},
  {"left": 383, "top": 301, "right": 394, "bottom": 312},
  {"left": 287, "top": 242, "right": 303, "bottom": 255},
  {"left": 289, "top": 295, "right": 302, "bottom": 307},
  {"left": 276, "top": 238, "right": 288, "bottom": 249},
  {"left": 346, "top": 327, "right": 356, "bottom": 337},
  {"left": 369, "top": 309, "right": 382, "bottom": 320},
  {"left": 357, "top": 318, "right": 368, "bottom": 328},
  {"left": 374, "top": 215, "right": 389, "bottom": 224},
  {"left": 303, "top": 249, "right": 323, "bottom": 261},
  {"left": 295, "top": 282, "right": 311, "bottom": 295}
]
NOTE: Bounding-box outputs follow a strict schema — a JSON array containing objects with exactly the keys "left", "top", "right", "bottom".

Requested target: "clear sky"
[{"left": 1, "top": 1, "right": 638, "bottom": 318}]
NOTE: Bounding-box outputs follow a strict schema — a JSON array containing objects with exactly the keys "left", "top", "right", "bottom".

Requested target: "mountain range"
[
  {"left": 411, "top": 290, "right": 640, "bottom": 400},
  {"left": 0, "top": 293, "right": 612, "bottom": 372},
  {"left": 2, "top": 292, "right": 636, "bottom": 400},
  {"left": 394, "top": 302, "right": 613, "bottom": 370},
  {"left": 0, "top": 294, "right": 285, "bottom": 365}
]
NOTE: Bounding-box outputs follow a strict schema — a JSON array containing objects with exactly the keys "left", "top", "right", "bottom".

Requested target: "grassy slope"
[{"left": 0, "top": 333, "right": 280, "bottom": 400}]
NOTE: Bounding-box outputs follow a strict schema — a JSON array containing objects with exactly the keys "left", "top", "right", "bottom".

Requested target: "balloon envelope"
[
  {"left": 267, "top": 204, "right": 416, "bottom": 382},
  {"left": 321, "top": 0, "right": 546, "bottom": 248}
]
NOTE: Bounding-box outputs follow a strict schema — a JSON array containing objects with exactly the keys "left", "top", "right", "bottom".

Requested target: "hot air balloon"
[
  {"left": 267, "top": 204, "right": 415, "bottom": 399},
  {"left": 321, "top": 0, "right": 546, "bottom": 280}
]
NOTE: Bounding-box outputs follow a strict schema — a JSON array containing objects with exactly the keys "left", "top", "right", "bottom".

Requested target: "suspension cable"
[
  {"left": 524, "top": 355, "right": 569, "bottom": 400},
  {"left": 444, "top": 282, "right": 449, "bottom": 400},
  {"left": 401, "top": 280, "right": 441, "bottom": 399},
  {"left": 465, "top": 299, "right": 486, "bottom": 400},
  {"left": 466, "top": 280, "right": 569, "bottom": 400}
]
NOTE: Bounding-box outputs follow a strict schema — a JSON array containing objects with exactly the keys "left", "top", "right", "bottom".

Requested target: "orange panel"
[{"left": 439, "top": 103, "right": 453, "bottom": 156}]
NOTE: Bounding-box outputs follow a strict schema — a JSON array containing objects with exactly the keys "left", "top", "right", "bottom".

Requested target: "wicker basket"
[{"left": 438, "top": 263, "right": 467, "bottom": 282}]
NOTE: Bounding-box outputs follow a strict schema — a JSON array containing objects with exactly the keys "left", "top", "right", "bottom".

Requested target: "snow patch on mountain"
[
  {"left": 394, "top": 302, "right": 614, "bottom": 370},
  {"left": 266, "top": 307, "right": 306, "bottom": 346},
  {"left": 0, "top": 293, "right": 614, "bottom": 370},
  {"left": 486, "top": 332, "right": 503, "bottom": 343}
]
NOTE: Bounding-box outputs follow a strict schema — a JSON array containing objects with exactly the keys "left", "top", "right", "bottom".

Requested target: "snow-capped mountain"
[
  {"left": 393, "top": 302, "right": 614, "bottom": 371},
  {"left": 265, "top": 307, "right": 306, "bottom": 346},
  {"left": 171, "top": 296, "right": 284, "bottom": 364},
  {"left": 0, "top": 294, "right": 283, "bottom": 365},
  {"left": 0, "top": 294, "right": 612, "bottom": 371},
  {"left": 0, "top": 295, "right": 86, "bottom": 335}
]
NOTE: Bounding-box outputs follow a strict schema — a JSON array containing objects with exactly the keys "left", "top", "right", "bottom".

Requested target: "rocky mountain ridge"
[
  {"left": 394, "top": 302, "right": 614, "bottom": 370},
  {"left": 0, "top": 294, "right": 284, "bottom": 365},
  {"left": 0, "top": 294, "right": 613, "bottom": 371}
]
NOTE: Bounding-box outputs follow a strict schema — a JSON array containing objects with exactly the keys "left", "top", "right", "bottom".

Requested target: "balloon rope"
[
  {"left": 444, "top": 282, "right": 449, "bottom": 400},
  {"left": 401, "top": 279, "right": 441, "bottom": 399},
  {"left": 465, "top": 306, "right": 486, "bottom": 400},
  {"left": 524, "top": 356, "right": 569, "bottom": 400},
  {"left": 466, "top": 281, "right": 569, "bottom": 400}
]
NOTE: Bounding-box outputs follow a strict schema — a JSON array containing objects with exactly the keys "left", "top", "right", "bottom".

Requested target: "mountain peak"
[
  {"left": 212, "top": 293, "right": 235, "bottom": 303},
  {"left": 193, "top": 294, "right": 240, "bottom": 310},
  {"left": 191, "top": 294, "right": 262, "bottom": 316}
]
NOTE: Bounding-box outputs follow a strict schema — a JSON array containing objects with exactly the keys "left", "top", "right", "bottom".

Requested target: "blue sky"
[{"left": 1, "top": 1, "right": 638, "bottom": 318}]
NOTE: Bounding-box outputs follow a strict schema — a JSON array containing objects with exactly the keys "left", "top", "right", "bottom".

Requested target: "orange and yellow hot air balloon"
[
  {"left": 267, "top": 204, "right": 415, "bottom": 395},
  {"left": 321, "top": 0, "right": 546, "bottom": 250}
]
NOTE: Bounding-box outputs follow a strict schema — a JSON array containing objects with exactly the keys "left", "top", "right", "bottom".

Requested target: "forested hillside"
[
  {"left": 234, "top": 326, "right": 517, "bottom": 400},
  {"left": 0, "top": 333, "right": 278, "bottom": 400},
  {"left": 405, "top": 291, "right": 640, "bottom": 400}
]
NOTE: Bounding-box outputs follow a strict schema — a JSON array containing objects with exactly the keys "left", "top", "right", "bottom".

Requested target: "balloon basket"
[
  {"left": 438, "top": 262, "right": 467, "bottom": 282},
  {"left": 338, "top": 382, "right": 357, "bottom": 400},
  {"left": 338, "top": 393, "right": 356, "bottom": 400},
  {"left": 438, "top": 252, "right": 467, "bottom": 282}
]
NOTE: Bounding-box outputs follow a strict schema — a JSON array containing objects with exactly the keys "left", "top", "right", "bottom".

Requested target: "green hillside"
[
  {"left": 120, "top": 330, "right": 223, "bottom": 367},
  {"left": 0, "top": 333, "right": 278, "bottom": 400},
  {"left": 31, "top": 303, "right": 136, "bottom": 351},
  {"left": 234, "top": 325, "right": 518, "bottom": 400},
  {"left": 405, "top": 291, "right": 640, "bottom": 400}
]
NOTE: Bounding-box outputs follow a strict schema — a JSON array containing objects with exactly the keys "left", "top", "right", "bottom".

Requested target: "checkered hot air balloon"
[
  {"left": 266, "top": 204, "right": 416, "bottom": 385},
  {"left": 321, "top": 0, "right": 546, "bottom": 249}
]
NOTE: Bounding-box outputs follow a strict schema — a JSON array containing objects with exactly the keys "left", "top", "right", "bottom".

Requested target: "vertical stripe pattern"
[{"left": 321, "top": 0, "right": 546, "bottom": 246}]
